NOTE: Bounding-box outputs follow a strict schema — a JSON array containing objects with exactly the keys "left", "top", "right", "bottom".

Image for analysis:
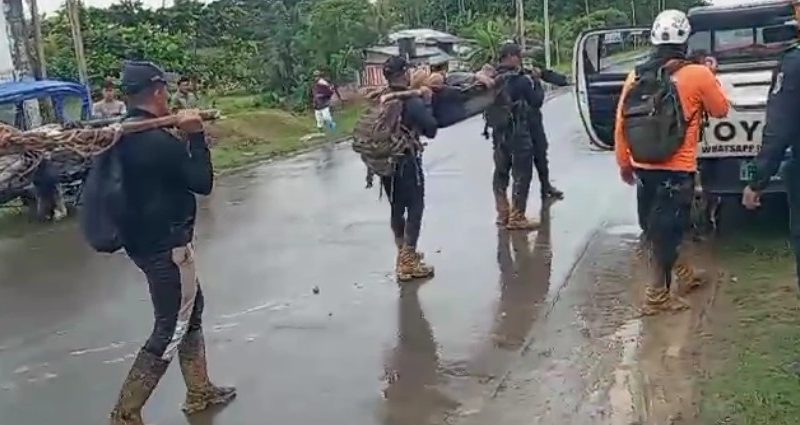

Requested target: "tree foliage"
[{"left": 40, "top": 0, "right": 709, "bottom": 108}]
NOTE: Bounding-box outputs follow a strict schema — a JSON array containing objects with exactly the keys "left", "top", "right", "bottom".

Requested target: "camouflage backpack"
[{"left": 352, "top": 89, "right": 419, "bottom": 177}]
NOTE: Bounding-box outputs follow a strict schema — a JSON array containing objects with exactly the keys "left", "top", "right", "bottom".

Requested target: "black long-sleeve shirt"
[
  {"left": 495, "top": 64, "right": 543, "bottom": 111},
  {"left": 540, "top": 69, "right": 570, "bottom": 87},
  {"left": 751, "top": 47, "right": 800, "bottom": 191},
  {"left": 118, "top": 108, "right": 213, "bottom": 255},
  {"left": 400, "top": 91, "right": 438, "bottom": 139}
]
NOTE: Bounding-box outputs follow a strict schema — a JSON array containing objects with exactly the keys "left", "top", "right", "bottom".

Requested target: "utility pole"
[
  {"left": 65, "top": 0, "right": 89, "bottom": 85},
  {"left": 515, "top": 0, "right": 524, "bottom": 52},
  {"left": 544, "top": 0, "right": 551, "bottom": 69},
  {"left": 26, "top": 0, "right": 46, "bottom": 79}
]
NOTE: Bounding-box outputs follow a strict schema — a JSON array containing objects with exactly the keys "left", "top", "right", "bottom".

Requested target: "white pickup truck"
[{"left": 572, "top": 0, "right": 798, "bottom": 223}]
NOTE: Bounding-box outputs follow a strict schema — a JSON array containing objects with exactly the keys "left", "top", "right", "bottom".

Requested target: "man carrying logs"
[{"left": 107, "top": 61, "right": 235, "bottom": 425}]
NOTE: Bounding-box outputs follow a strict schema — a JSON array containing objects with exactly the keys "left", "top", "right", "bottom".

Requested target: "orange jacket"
[{"left": 615, "top": 63, "right": 730, "bottom": 172}]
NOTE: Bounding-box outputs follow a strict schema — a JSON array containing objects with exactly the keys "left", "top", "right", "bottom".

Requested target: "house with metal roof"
[{"left": 360, "top": 29, "right": 467, "bottom": 87}]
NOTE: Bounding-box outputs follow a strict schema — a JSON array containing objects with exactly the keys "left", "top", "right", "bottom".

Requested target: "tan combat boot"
[
  {"left": 640, "top": 287, "right": 689, "bottom": 316},
  {"left": 674, "top": 256, "right": 710, "bottom": 295},
  {"left": 109, "top": 350, "right": 169, "bottom": 425},
  {"left": 397, "top": 245, "right": 434, "bottom": 282},
  {"left": 506, "top": 208, "right": 539, "bottom": 231},
  {"left": 494, "top": 193, "right": 510, "bottom": 226},
  {"left": 178, "top": 330, "right": 237, "bottom": 415}
]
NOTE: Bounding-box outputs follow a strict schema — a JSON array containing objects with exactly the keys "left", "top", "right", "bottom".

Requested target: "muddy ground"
[{"left": 0, "top": 92, "right": 769, "bottom": 425}]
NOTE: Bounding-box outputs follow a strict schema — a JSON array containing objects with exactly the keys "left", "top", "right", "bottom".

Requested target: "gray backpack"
[{"left": 622, "top": 62, "right": 690, "bottom": 163}]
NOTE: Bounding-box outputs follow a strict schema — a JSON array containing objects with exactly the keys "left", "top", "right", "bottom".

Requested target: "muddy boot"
[
  {"left": 541, "top": 184, "right": 564, "bottom": 201},
  {"left": 178, "top": 330, "right": 237, "bottom": 415},
  {"left": 109, "top": 350, "right": 170, "bottom": 425},
  {"left": 506, "top": 208, "right": 539, "bottom": 231},
  {"left": 640, "top": 287, "right": 689, "bottom": 316},
  {"left": 397, "top": 246, "right": 434, "bottom": 282},
  {"left": 494, "top": 192, "right": 510, "bottom": 226},
  {"left": 674, "top": 258, "right": 710, "bottom": 295}
]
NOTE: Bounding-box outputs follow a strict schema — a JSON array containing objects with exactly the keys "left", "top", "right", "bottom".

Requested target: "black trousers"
[
  {"left": 636, "top": 169, "right": 694, "bottom": 289},
  {"left": 530, "top": 117, "right": 551, "bottom": 192},
  {"left": 493, "top": 130, "right": 534, "bottom": 212},
  {"left": 131, "top": 244, "right": 204, "bottom": 360},
  {"left": 784, "top": 160, "right": 800, "bottom": 288},
  {"left": 382, "top": 155, "right": 425, "bottom": 248}
]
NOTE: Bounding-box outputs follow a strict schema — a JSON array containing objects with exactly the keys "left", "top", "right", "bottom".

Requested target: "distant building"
[{"left": 361, "top": 28, "right": 468, "bottom": 87}]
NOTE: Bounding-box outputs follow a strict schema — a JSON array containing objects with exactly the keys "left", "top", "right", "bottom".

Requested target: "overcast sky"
[
  {"left": 38, "top": 0, "right": 181, "bottom": 14},
  {"left": 34, "top": 0, "right": 764, "bottom": 16}
]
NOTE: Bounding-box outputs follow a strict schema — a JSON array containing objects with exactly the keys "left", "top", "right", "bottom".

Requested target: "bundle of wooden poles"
[{"left": 0, "top": 109, "right": 221, "bottom": 158}]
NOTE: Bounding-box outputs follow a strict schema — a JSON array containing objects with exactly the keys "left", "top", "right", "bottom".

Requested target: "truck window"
[{"left": 689, "top": 24, "right": 796, "bottom": 64}]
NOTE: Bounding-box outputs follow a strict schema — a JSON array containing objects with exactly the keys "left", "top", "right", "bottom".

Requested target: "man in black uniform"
[
  {"left": 109, "top": 61, "right": 235, "bottom": 425},
  {"left": 743, "top": 11, "right": 800, "bottom": 287},
  {"left": 526, "top": 67, "right": 569, "bottom": 201},
  {"left": 381, "top": 56, "right": 439, "bottom": 282},
  {"left": 489, "top": 43, "right": 542, "bottom": 230}
]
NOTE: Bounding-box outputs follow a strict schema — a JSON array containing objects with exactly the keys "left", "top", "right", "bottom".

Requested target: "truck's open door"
[{"left": 573, "top": 28, "right": 650, "bottom": 150}]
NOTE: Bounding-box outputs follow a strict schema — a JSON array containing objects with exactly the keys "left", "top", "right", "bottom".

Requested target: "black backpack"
[
  {"left": 79, "top": 144, "right": 126, "bottom": 253},
  {"left": 622, "top": 62, "right": 690, "bottom": 163},
  {"left": 483, "top": 72, "right": 525, "bottom": 131},
  {"left": 78, "top": 116, "right": 147, "bottom": 254}
]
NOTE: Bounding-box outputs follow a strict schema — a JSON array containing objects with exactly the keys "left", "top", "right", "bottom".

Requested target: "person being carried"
[
  {"left": 615, "top": 10, "right": 729, "bottom": 315},
  {"left": 108, "top": 61, "right": 235, "bottom": 425},
  {"left": 485, "top": 43, "right": 542, "bottom": 230},
  {"left": 93, "top": 79, "right": 127, "bottom": 119}
]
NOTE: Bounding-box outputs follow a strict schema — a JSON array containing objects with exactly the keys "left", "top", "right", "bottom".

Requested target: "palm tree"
[{"left": 466, "top": 18, "right": 510, "bottom": 69}]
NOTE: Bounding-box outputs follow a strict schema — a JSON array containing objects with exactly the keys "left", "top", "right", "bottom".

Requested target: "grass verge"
[
  {"left": 208, "top": 101, "right": 363, "bottom": 170},
  {"left": 700, "top": 227, "right": 800, "bottom": 425}
]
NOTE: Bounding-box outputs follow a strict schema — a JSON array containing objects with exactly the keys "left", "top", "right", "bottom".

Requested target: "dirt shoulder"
[{"left": 697, "top": 232, "right": 800, "bottom": 425}]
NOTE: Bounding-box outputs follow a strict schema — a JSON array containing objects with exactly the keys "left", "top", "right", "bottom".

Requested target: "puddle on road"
[{"left": 453, "top": 229, "right": 721, "bottom": 425}]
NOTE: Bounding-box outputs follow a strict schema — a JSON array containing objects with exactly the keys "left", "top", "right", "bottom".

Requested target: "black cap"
[
  {"left": 121, "top": 61, "right": 167, "bottom": 95},
  {"left": 383, "top": 55, "right": 410, "bottom": 79},
  {"left": 499, "top": 43, "right": 523, "bottom": 60}
]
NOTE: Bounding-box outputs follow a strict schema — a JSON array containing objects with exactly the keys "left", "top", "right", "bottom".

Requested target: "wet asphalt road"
[{"left": 0, "top": 92, "right": 641, "bottom": 425}]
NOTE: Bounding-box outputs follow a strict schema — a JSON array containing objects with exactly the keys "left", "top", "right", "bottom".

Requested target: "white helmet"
[{"left": 650, "top": 9, "right": 691, "bottom": 46}]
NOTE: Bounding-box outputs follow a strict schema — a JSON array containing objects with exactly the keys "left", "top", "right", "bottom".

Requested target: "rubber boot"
[
  {"left": 494, "top": 192, "right": 510, "bottom": 226},
  {"left": 178, "top": 330, "right": 237, "bottom": 415},
  {"left": 640, "top": 287, "right": 689, "bottom": 316},
  {"left": 396, "top": 245, "right": 434, "bottom": 282},
  {"left": 506, "top": 208, "right": 539, "bottom": 231},
  {"left": 109, "top": 350, "right": 170, "bottom": 425}
]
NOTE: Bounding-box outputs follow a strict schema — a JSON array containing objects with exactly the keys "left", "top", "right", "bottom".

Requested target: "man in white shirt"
[{"left": 92, "top": 82, "right": 127, "bottom": 119}]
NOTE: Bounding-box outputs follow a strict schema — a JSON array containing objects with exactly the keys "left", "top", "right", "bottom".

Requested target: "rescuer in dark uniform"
[
  {"left": 525, "top": 67, "right": 569, "bottom": 200},
  {"left": 743, "top": 5, "right": 800, "bottom": 287},
  {"left": 488, "top": 43, "right": 543, "bottom": 230}
]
